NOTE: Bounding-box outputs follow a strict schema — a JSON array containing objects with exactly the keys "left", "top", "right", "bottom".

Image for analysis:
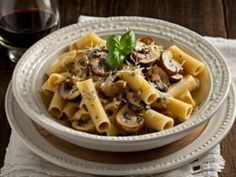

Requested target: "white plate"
[{"left": 5, "top": 83, "right": 236, "bottom": 176}]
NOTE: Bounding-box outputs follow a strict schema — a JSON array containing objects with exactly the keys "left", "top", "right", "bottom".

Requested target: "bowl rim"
[{"left": 12, "top": 16, "right": 231, "bottom": 142}]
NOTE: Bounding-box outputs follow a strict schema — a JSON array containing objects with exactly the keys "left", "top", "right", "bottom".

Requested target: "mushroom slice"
[
  {"left": 71, "top": 119, "right": 96, "bottom": 132},
  {"left": 74, "top": 52, "right": 89, "bottom": 79},
  {"left": 58, "top": 80, "right": 80, "bottom": 100},
  {"left": 90, "top": 58, "right": 107, "bottom": 76},
  {"left": 139, "top": 37, "right": 154, "bottom": 45},
  {"left": 170, "top": 74, "right": 183, "bottom": 83},
  {"left": 126, "top": 89, "right": 143, "bottom": 107},
  {"left": 72, "top": 110, "right": 96, "bottom": 133},
  {"left": 130, "top": 51, "right": 157, "bottom": 65},
  {"left": 145, "top": 65, "right": 170, "bottom": 92},
  {"left": 160, "top": 50, "right": 183, "bottom": 75},
  {"left": 116, "top": 104, "right": 144, "bottom": 134},
  {"left": 135, "top": 40, "right": 147, "bottom": 51},
  {"left": 130, "top": 45, "right": 161, "bottom": 65},
  {"left": 88, "top": 48, "right": 108, "bottom": 59}
]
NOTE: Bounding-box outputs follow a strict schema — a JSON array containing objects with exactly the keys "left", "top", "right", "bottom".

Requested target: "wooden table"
[{"left": 0, "top": 0, "right": 235, "bottom": 176}]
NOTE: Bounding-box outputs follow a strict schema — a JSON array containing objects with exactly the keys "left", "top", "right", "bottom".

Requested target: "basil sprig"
[{"left": 105, "top": 30, "right": 136, "bottom": 70}]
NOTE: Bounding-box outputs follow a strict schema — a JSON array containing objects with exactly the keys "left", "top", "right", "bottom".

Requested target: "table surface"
[{"left": 0, "top": 0, "right": 235, "bottom": 176}]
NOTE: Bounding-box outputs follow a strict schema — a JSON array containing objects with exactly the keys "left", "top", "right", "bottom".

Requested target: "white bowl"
[{"left": 12, "top": 17, "right": 231, "bottom": 152}]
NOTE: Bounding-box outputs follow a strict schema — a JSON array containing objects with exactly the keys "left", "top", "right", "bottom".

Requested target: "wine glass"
[{"left": 0, "top": 0, "right": 60, "bottom": 62}]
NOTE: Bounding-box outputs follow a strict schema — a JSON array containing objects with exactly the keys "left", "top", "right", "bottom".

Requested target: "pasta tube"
[
  {"left": 63, "top": 102, "right": 80, "bottom": 119},
  {"left": 41, "top": 80, "right": 54, "bottom": 97},
  {"left": 47, "top": 73, "right": 66, "bottom": 91},
  {"left": 177, "top": 91, "right": 196, "bottom": 106},
  {"left": 76, "top": 79, "right": 111, "bottom": 132},
  {"left": 119, "top": 70, "right": 159, "bottom": 104},
  {"left": 59, "top": 50, "right": 77, "bottom": 67},
  {"left": 46, "top": 62, "right": 66, "bottom": 76},
  {"left": 168, "top": 75, "right": 198, "bottom": 97},
  {"left": 143, "top": 109, "right": 174, "bottom": 131},
  {"left": 46, "top": 50, "right": 77, "bottom": 76},
  {"left": 48, "top": 90, "right": 66, "bottom": 118},
  {"left": 73, "top": 32, "right": 106, "bottom": 49},
  {"left": 104, "top": 100, "right": 121, "bottom": 136},
  {"left": 167, "top": 97, "right": 193, "bottom": 122},
  {"left": 168, "top": 45, "right": 205, "bottom": 76}
]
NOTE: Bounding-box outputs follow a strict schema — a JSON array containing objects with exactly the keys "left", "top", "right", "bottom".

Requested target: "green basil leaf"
[
  {"left": 106, "top": 35, "right": 121, "bottom": 51},
  {"left": 105, "top": 30, "right": 136, "bottom": 70},
  {"left": 120, "top": 30, "right": 136, "bottom": 55},
  {"left": 105, "top": 49, "right": 124, "bottom": 70}
]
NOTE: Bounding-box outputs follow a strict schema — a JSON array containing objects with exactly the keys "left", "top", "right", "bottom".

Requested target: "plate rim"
[{"left": 5, "top": 82, "right": 236, "bottom": 176}]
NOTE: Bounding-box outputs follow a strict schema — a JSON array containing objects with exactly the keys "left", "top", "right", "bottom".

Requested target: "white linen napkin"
[{"left": 2, "top": 15, "right": 236, "bottom": 177}]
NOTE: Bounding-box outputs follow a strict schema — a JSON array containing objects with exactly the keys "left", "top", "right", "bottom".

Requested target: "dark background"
[{"left": 0, "top": 0, "right": 235, "bottom": 176}]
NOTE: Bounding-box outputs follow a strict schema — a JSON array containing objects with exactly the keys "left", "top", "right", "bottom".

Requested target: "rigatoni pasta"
[
  {"left": 47, "top": 73, "right": 66, "bottom": 91},
  {"left": 168, "top": 45, "right": 205, "bottom": 76},
  {"left": 119, "top": 69, "right": 159, "bottom": 104},
  {"left": 168, "top": 75, "right": 198, "bottom": 97},
  {"left": 41, "top": 80, "right": 54, "bottom": 97},
  {"left": 76, "top": 79, "right": 111, "bottom": 133},
  {"left": 48, "top": 90, "right": 67, "bottom": 118},
  {"left": 63, "top": 102, "right": 80, "bottom": 119},
  {"left": 143, "top": 109, "right": 174, "bottom": 131},
  {"left": 71, "top": 32, "right": 106, "bottom": 49},
  {"left": 177, "top": 91, "right": 196, "bottom": 106},
  {"left": 41, "top": 31, "right": 206, "bottom": 136},
  {"left": 166, "top": 97, "right": 193, "bottom": 122}
]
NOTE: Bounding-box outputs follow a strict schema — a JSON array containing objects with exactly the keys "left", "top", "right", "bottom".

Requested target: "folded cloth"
[{"left": 2, "top": 15, "right": 236, "bottom": 177}]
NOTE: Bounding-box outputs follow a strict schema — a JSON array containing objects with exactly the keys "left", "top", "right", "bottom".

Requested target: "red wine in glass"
[
  {"left": 0, "top": 8, "right": 59, "bottom": 48},
  {"left": 0, "top": 0, "right": 60, "bottom": 62}
]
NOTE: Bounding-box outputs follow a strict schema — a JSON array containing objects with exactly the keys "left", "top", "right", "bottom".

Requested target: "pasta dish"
[{"left": 41, "top": 31, "right": 205, "bottom": 136}]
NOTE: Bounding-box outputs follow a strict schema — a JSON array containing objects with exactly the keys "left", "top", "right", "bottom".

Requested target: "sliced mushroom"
[
  {"left": 130, "top": 51, "right": 156, "bottom": 65},
  {"left": 90, "top": 58, "right": 107, "bottom": 76},
  {"left": 130, "top": 45, "right": 161, "bottom": 65},
  {"left": 71, "top": 110, "right": 96, "bottom": 133},
  {"left": 74, "top": 53, "right": 89, "bottom": 79},
  {"left": 88, "top": 48, "right": 108, "bottom": 59},
  {"left": 71, "top": 119, "right": 96, "bottom": 132},
  {"left": 160, "top": 50, "right": 183, "bottom": 75},
  {"left": 170, "top": 73, "right": 183, "bottom": 83},
  {"left": 58, "top": 80, "right": 80, "bottom": 100},
  {"left": 145, "top": 65, "right": 170, "bottom": 92},
  {"left": 116, "top": 104, "right": 144, "bottom": 134},
  {"left": 135, "top": 40, "right": 147, "bottom": 51},
  {"left": 126, "top": 89, "right": 143, "bottom": 107},
  {"left": 139, "top": 37, "right": 154, "bottom": 45}
]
